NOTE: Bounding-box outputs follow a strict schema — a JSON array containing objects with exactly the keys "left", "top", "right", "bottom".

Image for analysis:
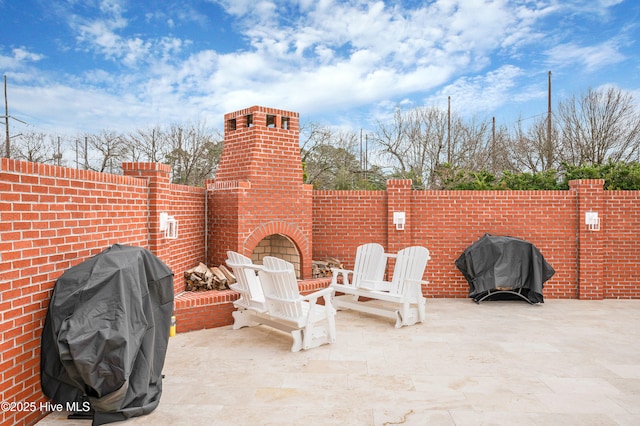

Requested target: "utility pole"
[
  {"left": 447, "top": 96, "right": 451, "bottom": 164},
  {"left": 546, "top": 70, "right": 553, "bottom": 170},
  {"left": 360, "top": 128, "right": 363, "bottom": 172},
  {"left": 359, "top": 129, "right": 369, "bottom": 182},
  {"left": 4, "top": 75, "right": 9, "bottom": 158},
  {"left": 365, "top": 133, "right": 368, "bottom": 182},
  {"left": 492, "top": 116, "right": 496, "bottom": 170},
  {"left": 54, "top": 136, "right": 62, "bottom": 166},
  {"left": 2, "top": 75, "right": 27, "bottom": 159}
]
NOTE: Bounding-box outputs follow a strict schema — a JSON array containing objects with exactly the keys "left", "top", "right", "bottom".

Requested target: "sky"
[{"left": 1, "top": 0, "right": 639, "bottom": 141}]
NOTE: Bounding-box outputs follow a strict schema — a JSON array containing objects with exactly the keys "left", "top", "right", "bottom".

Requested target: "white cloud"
[
  {"left": 426, "top": 65, "right": 532, "bottom": 117},
  {"left": 194, "top": 0, "right": 545, "bottom": 119},
  {"left": 212, "top": 0, "right": 279, "bottom": 22},
  {"left": 545, "top": 39, "right": 626, "bottom": 72},
  {"left": 11, "top": 84, "right": 140, "bottom": 134},
  {"left": 70, "top": 5, "right": 134, "bottom": 60},
  {"left": 0, "top": 47, "right": 44, "bottom": 69},
  {"left": 565, "top": 0, "right": 625, "bottom": 17},
  {"left": 11, "top": 47, "right": 45, "bottom": 63},
  {"left": 67, "top": 0, "right": 188, "bottom": 68},
  {"left": 4, "top": 0, "right": 637, "bottom": 138}
]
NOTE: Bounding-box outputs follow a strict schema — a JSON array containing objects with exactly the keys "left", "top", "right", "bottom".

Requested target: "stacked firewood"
[
  {"left": 312, "top": 258, "right": 343, "bottom": 278},
  {"left": 184, "top": 263, "right": 236, "bottom": 291}
]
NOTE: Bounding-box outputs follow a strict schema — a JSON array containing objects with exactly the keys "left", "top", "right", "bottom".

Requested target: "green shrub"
[{"left": 437, "top": 162, "right": 640, "bottom": 190}]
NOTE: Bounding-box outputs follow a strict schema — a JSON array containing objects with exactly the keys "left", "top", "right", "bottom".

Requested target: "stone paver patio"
[{"left": 39, "top": 298, "right": 640, "bottom": 425}]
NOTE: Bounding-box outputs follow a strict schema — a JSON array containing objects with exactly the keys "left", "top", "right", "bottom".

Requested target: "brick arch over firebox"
[{"left": 243, "top": 221, "right": 311, "bottom": 278}]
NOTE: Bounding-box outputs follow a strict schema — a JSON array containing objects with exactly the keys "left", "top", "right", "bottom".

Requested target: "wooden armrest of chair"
[{"left": 302, "top": 286, "right": 335, "bottom": 304}]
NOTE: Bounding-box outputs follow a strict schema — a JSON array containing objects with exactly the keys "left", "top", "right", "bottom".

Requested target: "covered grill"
[
  {"left": 455, "top": 234, "right": 555, "bottom": 304},
  {"left": 40, "top": 244, "right": 174, "bottom": 425}
]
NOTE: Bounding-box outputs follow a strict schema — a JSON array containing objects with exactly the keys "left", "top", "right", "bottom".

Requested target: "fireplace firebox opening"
[{"left": 251, "top": 234, "right": 301, "bottom": 279}]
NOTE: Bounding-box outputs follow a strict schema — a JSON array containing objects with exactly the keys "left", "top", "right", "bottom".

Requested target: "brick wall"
[
  {"left": 122, "top": 162, "right": 207, "bottom": 294},
  {"left": 572, "top": 180, "right": 605, "bottom": 299},
  {"left": 604, "top": 189, "right": 640, "bottom": 298},
  {"left": 313, "top": 181, "right": 639, "bottom": 301},
  {"left": 411, "top": 188, "right": 578, "bottom": 299},
  {"left": 0, "top": 159, "right": 207, "bottom": 426},
  {"left": 313, "top": 190, "right": 388, "bottom": 261},
  {"left": 0, "top": 159, "right": 149, "bottom": 425}
]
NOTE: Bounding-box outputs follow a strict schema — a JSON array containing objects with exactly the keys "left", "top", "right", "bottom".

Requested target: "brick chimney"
[{"left": 209, "top": 106, "right": 313, "bottom": 278}]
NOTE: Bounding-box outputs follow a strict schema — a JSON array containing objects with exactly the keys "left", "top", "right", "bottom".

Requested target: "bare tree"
[
  {"left": 300, "top": 123, "right": 368, "bottom": 189},
  {"left": 374, "top": 108, "right": 420, "bottom": 186},
  {"left": 374, "top": 106, "right": 496, "bottom": 188},
  {"left": 300, "top": 121, "right": 334, "bottom": 185},
  {"left": 164, "top": 121, "right": 222, "bottom": 186},
  {"left": 86, "top": 130, "right": 127, "bottom": 173},
  {"left": 486, "top": 122, "right": 513, "bottom": 175},
  {"left": 127, "top": 125, "right": 167, "bottom": 163},
  {"left": 300, "top": 122, "right": 333, "bottom": 161},
  {"left": 508, "top": 117, "right": 560, "bottom": 173},
  {"left": 11, "top": 131, "right": 60, "bottom": 164},
  {"left": 449, "top": 115, "right": 494, "bottom": 171},
  {"left": 558, "top": 87, "right": 640, "bottom": 165},
  {"left": 73, "top": 136, "right": 90, "bottom": 170},
  {"left": 408, "top": 107, "right": 449, "bottom": 188}
]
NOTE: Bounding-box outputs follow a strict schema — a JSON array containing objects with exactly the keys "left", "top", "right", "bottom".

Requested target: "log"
[
  {"left": 184, "top": 263, "right": 216, "bottom": 291},
  {"left": 312, "top": 258, "right": 343, "bottom": 278},
  {"left": 326, "top": 257, "right": 342, "bottom": 267},
  {"left": 219, "top": 265, "right": 236, "bottom": 284},
  {"left": 182, "top": 261, "right": 241, "bottom": 291},
  {"left": 210, "top": 267, "right": 228, "bottom": 290}
]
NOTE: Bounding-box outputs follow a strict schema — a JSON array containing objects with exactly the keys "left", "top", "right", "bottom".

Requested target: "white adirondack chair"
[
  {"left": 226, "top": 251, "right": 266, "bottom": 329},
  {"left": 330, "top": 243, "right": 388, "bottom": 294},
  {"left": 258, "top": 256, "right": 337, "bottom": 352},
  {"left": 333, "top": 246, "right": 430, "bottom": 328}
]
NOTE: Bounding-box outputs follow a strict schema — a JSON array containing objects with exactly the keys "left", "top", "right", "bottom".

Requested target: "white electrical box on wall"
[
  {"left": 585, "top": 212, "right": 600, "bottom": 231},
  {"left": 393, "top": 212, "right": 406, "bottom": 231}
]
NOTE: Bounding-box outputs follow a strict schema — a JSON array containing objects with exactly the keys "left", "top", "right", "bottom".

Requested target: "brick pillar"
[
  {"left": 570, "top": 179, "right": 605, "bottom": 300},
  {"left": 387, "top": 179, "right": 413, "bottom": 254},
  {"left": 122, "top": 162, "right": 172, "bottom": 259}
]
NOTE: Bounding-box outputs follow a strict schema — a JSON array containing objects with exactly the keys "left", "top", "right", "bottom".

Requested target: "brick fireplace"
[{"left": 208, "top": 106, "right": 313, "bottom": 278}]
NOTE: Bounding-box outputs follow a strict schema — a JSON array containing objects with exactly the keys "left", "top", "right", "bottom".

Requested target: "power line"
[{"left": 515, "top": 111, "right": 548, "bottom": 124}]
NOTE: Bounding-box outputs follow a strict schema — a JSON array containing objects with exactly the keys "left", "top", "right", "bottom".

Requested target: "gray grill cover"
[
  {"left": 41, "top": 244, "right": 174, "bottom": 425},
  {"left": 455, "top": 234, "right": 555, "bottom": 303}
]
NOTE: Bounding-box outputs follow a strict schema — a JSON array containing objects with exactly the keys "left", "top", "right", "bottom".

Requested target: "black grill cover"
[
  {"left": 41, "top": 244, "right": 174, "bottom": 425},
  {"left": 455, "top": 234, "right": 555, "bottom": 303}
]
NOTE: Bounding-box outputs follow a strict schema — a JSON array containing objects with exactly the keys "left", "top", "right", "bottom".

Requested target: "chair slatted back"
[
  {"left": 389, "top": 246, "right": 430, "bottom": 298},
  {"left": 352, "top": 243, "right": 386, "bottom": 286},
  {"left": 259, "top": 256, "right": 303, "bottom": 320},
  {"left": 226, "top": 251, "right": 264, "bottom": 309}
]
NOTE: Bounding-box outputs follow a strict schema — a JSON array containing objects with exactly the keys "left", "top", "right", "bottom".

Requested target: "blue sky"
[{"left": 1, "top": 0, "right": 639, "bottom": 139}]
